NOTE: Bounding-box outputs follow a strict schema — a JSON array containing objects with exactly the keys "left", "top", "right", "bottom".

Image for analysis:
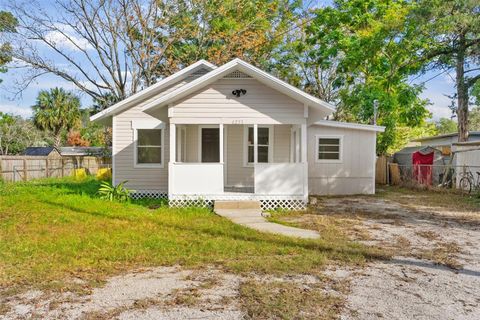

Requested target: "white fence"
[{"left": 254, "top": 163, "right": 306, "bottom": 195}]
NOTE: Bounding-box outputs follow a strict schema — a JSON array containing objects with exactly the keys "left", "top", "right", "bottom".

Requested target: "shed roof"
[{"left": 23, "top": 147, "right": 58, "bottom": 156}]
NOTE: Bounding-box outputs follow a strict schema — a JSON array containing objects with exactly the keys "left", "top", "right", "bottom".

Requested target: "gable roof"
[
  {"left": 90, "top": 60, "right": 216, "bottom": 123},
  {"left": 23, "top": 147, "right": 58, "bottom": 156},
  {"left": 141, "top": 58, "right": 336, "bottom": 117},
  {"left": 313, "top": 120, "right": 385, "bottom": 132}
]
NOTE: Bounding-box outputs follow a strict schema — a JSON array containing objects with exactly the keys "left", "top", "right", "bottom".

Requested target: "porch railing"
[
  {"left": 170, "top": 163, "right": 224, "bottom": 195},
  {"left": 254, "top": 163, "right": 306, "bottom": 196}
]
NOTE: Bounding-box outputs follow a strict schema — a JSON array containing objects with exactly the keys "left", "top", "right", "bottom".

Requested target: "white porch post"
[
  {"left": 253, "top": 124, "right": 258, "bottom": 163},
  {"left": 169, "top": 123, "right": 176, "bottom": 163},
  {"left": 301, "top": 123, "right": 307, "bottom": 162},
  {"left": 301, "top": 123, "right": 308, "bottom": 201},
  {"left": 219, "top": 123, "right": 224, "bottom": 163}
]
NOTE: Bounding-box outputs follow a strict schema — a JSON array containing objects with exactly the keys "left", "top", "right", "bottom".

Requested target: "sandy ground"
[
  {"left": 2, "top": 190, "right": 480, "bottom": 319},
  {"left": 314, "top": 192, "right": 480, "bottom": 320}
]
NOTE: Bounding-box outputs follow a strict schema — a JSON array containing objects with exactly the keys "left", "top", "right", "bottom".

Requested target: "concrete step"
[{"left": 214, "top": 200, "right": 262, "bottom": 210}]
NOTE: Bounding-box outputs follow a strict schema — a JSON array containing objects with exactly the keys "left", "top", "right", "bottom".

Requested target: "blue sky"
[{"left": 0, "top": 0, "right": 457, "bottom": 121}]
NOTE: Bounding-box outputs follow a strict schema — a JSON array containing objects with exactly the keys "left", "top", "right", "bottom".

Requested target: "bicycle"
[{"left": 458, "top": 167, "right": 480, "bottom": 194}]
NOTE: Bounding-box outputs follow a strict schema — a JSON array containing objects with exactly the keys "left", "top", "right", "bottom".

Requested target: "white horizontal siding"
[
  {"left": 307, "top": 125, "right": 377, "bottom": 195},
  {"left": 170, "top": 79, "right": 305, "bottom": 123}
]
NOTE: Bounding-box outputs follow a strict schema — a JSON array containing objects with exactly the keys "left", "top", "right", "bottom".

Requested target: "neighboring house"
[
  {"left": 91, "top": 58, "right": 384, "bottom": 209},
  {"left": 23, "top": 147, "right": 61, "bottom": 157},
  {"left": 413, "top": 132, "right": 480, "bottom": 156}
]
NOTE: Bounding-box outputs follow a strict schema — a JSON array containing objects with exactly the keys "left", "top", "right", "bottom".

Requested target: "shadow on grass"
[{"left": 42, "top": 198, "right": 388, "bottom": 264}]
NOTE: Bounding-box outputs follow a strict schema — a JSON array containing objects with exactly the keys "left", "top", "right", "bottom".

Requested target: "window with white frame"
[
  {"left": 245, "top": 126, "right": 272, "bottom": 165},
  {"left": 316, "top": 136, "right": 342, "bottom": 161},
  {"left": 136, "top": 129, "right": 163, "bottom": 165}
]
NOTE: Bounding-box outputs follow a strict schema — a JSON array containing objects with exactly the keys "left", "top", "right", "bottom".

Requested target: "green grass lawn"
[{"left": 0, "top": 178, "right": 384, "bottom": 291}]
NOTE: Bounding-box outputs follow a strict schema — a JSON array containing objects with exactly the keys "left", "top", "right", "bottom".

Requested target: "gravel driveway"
[{"left": 314, "top": 190, "right": 480, "bottom": 320}]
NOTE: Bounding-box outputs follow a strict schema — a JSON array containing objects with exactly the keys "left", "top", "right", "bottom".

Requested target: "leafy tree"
[
  {"left": 435, "top": 118, "right": 457, "bottom": 134},
  {"left": 32, "top": 88, "right": 81, "bottom": 148},
  {"left": 469, "top": 106, "right": 480, "bottom": 131},
  {"left": 306, "top": 0, "right": 430, "bottom": 154},
  {"left": 6, "top": 0, "right": 299, "bottom": 103},
  {"left": 0, "top": 112, "right": 49, "bottom": 155},
  {"left": 0, "top": 11, "right": 18, "bottom": 83},
  {"left": 413, "top": 0, "right": 480, "bottom": 141},
  {"left": 388, "top": 122, "right": 437, "bottom": 154}
]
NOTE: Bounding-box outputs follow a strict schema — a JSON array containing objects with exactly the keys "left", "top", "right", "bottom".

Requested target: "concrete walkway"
[{"left": 214, "top": 209, "right": 320, "bottom": 239}]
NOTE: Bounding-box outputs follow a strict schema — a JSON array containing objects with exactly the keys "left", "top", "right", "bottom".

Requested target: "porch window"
[
  {"left": 316, "top": 135, "right": 342, "bottom": 162},
  {"left": 136, "top": 129, "right": 163, "bottom": 166},
  {"left": 245, "top": 126, "right": 272, "bottom": 165}
]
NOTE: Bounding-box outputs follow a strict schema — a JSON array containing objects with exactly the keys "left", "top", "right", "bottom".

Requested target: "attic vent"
[
  {"left": 189, "top": 68, "right": 210, "bottom": 78},
  {"left": 223, "top": 71, "right": 252, "bottom": 79}
]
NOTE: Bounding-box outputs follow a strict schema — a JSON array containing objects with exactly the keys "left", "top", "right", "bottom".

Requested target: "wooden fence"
[
  {"left": 0, "top": 155, "right": 111, "bottom": 182},
  {"left": 375, "top": 155, "right": 391, "bottom": 185}
]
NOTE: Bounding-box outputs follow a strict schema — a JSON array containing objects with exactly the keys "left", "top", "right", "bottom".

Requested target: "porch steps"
[{"left": 214, "top": 200, "right": 262, "bottom": 210}]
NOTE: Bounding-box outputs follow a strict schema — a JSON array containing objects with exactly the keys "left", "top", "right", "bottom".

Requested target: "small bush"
[
  {"left": 96, "top": 168, "right": 112, "bottom": 181},
  {"left": 98, "top": 180, "right": 132, "bottom": 202},
  {"left": 73, "top": 168, "right": 88, "bottom": 181}
]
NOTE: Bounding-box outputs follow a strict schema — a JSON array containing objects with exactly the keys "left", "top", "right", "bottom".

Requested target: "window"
[
  {"left": 136, "top": 129, "right": 163, "bottom": 166},
  {"left": 316, "top": 136, "right": 342, "bottom": 162},
  {"left": 245, "top": 126, "right": 272, "bottom": 165}
]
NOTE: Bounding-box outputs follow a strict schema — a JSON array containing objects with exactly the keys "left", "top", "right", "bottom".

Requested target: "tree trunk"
[
  {"left": 54, "top": 133, "right": 62, "bottom": 149},
  {"left": 456, "top": 33, "right": 469, "bottom": 142}
]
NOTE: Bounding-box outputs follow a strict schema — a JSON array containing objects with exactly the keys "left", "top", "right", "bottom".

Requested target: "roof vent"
[{"left": 223, "top": 70, "right": 252, "bottom": 79}]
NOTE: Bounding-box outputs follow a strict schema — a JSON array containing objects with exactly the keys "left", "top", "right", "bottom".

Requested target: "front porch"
[{"left": 168, "top": 123, "right": 308, "bottom": 210}]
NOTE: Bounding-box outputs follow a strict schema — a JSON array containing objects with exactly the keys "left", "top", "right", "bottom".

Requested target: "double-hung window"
[
  {"left": 245, "top": 126, "right": 273, "bottom": 165},
  {"left": 316, "top": 135, "right": 342, "bottom": 162},
  {"left": 135, "top": 129, "right": 163, "bottom": 167}
]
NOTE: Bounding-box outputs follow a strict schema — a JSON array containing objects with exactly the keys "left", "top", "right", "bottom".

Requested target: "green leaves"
[
  {"left": 31, "top": 88, "right": 81, "bottom": 148},
  {"left": 98, "top": 180, "right": 132, "bottom": 203},
  {"left": 305, "top": 0, "right": 431, "bottom": 154}
]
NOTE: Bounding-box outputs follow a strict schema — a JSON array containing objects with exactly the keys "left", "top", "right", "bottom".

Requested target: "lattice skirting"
[
  {"left": 131, "top": 191, "right": 307, "bottom": 210},
  {"left": 169, "top": 194, "right": 307, "bottom": 211}
]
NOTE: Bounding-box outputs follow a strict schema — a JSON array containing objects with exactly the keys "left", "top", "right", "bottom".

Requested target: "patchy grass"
[
  {"left": 0, "top": 177, "right": 383, "bottom": 292},
  {"left": 239, "top": 279, "right": 344, "bottom": 320}
]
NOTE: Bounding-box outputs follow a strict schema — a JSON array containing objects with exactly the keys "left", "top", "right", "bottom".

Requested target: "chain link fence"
[{"left": 388, "top": 163, "right": 480, "bottom": 193}]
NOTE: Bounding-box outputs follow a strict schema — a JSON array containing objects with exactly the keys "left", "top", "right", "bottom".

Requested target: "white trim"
[
  {"left": 90, "top": 60, "right": 216, "bottom": 122},
  {"left": 141, "top": 58, "right": 335, "bottom": 116},
  {"left": 112, "top": 115, "right": 116, "bottom": 185},
  {"left": 243, "top": 125, "right": 274, "bottom": 167},
  {"left": 198, "top": 125, "right": 221, "bottom": 163},
  {"left": 131, "top": 119, "right": 165, "bottom": 130},
  {"left": 133, "top": 127, "right": 165, "bottom": 168},
  {"left": 314, "top": 120, "right": 385, "bottom": 132},
  {"left": 315, "top": 135, "right": 344, "bottom": 163}
]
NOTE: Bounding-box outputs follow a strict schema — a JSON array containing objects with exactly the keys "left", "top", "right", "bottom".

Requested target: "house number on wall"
[{"left": 232, "top": 120, "right": 244, "bottom": 124}]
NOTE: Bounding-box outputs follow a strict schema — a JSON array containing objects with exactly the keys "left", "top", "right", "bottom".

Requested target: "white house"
[{"left": 91, "top": 59, "right": 384, "bottom": 209}]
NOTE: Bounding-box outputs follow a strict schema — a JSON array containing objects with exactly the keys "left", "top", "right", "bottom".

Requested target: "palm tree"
[{"left": 32, "top": 88, "right": 81, "bottom": 148}]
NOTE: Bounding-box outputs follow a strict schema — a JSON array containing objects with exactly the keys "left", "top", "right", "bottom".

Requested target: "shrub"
[
  {"left": 98, "top": 180, "right": 132, "bottom": 202},
  {"left": 96, "top": 168, "right": 112, "bottom": 181}
]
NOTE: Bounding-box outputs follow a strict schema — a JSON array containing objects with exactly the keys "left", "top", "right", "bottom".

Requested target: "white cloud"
[
  {"left": 44, "top": 24, "right": 93, "bottom": 52},
  {"left": 0, "top": 104, "right": 32, "bottom": 118}
]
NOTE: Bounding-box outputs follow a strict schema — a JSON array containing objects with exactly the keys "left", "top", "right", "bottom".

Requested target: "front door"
[{"left": 201, "top": 128, "right": 220, "bottom": 162}]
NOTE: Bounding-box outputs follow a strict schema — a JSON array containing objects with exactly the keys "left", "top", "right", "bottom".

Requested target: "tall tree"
[
  {"left": 0, "top": 112, "right": 49, "bottom": 155},
  {"left": 32, "top": 88, "right": 81, "bottom": 148},
  {"left": 0, "top": 11, "right": 18, "bottom": 83},
  {"left": 305, "top": 0, "right": 430, "bottom": 154},
  {"left": 414, "top": 0, "right": 480, "bottom": 141},
  {"left": 4, "top": 0, "right": 299, "bottom": 105}
]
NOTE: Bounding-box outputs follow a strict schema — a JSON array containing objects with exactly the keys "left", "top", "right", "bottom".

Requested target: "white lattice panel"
[{"left": 131, "top": 190, "right": 168, "bottom": 200}]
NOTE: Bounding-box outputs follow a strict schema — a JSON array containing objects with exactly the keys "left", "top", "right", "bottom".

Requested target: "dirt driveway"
[
  {"left": 1, "top": 187, "right": 479, "bottom": 319},
  {"left": 308, "top": 188, "right": 480, "bottom": 320}
]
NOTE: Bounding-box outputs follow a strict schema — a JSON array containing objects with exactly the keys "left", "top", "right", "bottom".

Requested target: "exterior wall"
[
  {"left": 307, "top": 125, "right": 377, "bottom": 195},
  {"left": 170, "top": 78, "right": 305, "bottom": 124}
]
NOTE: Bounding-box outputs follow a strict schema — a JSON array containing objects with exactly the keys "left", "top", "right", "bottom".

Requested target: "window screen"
[
  {"left": 137, "top": 129, "right": 162, "bottom": 164},
  {"left": 318, "top": 137, "right": 340, "bottom": 160}
]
